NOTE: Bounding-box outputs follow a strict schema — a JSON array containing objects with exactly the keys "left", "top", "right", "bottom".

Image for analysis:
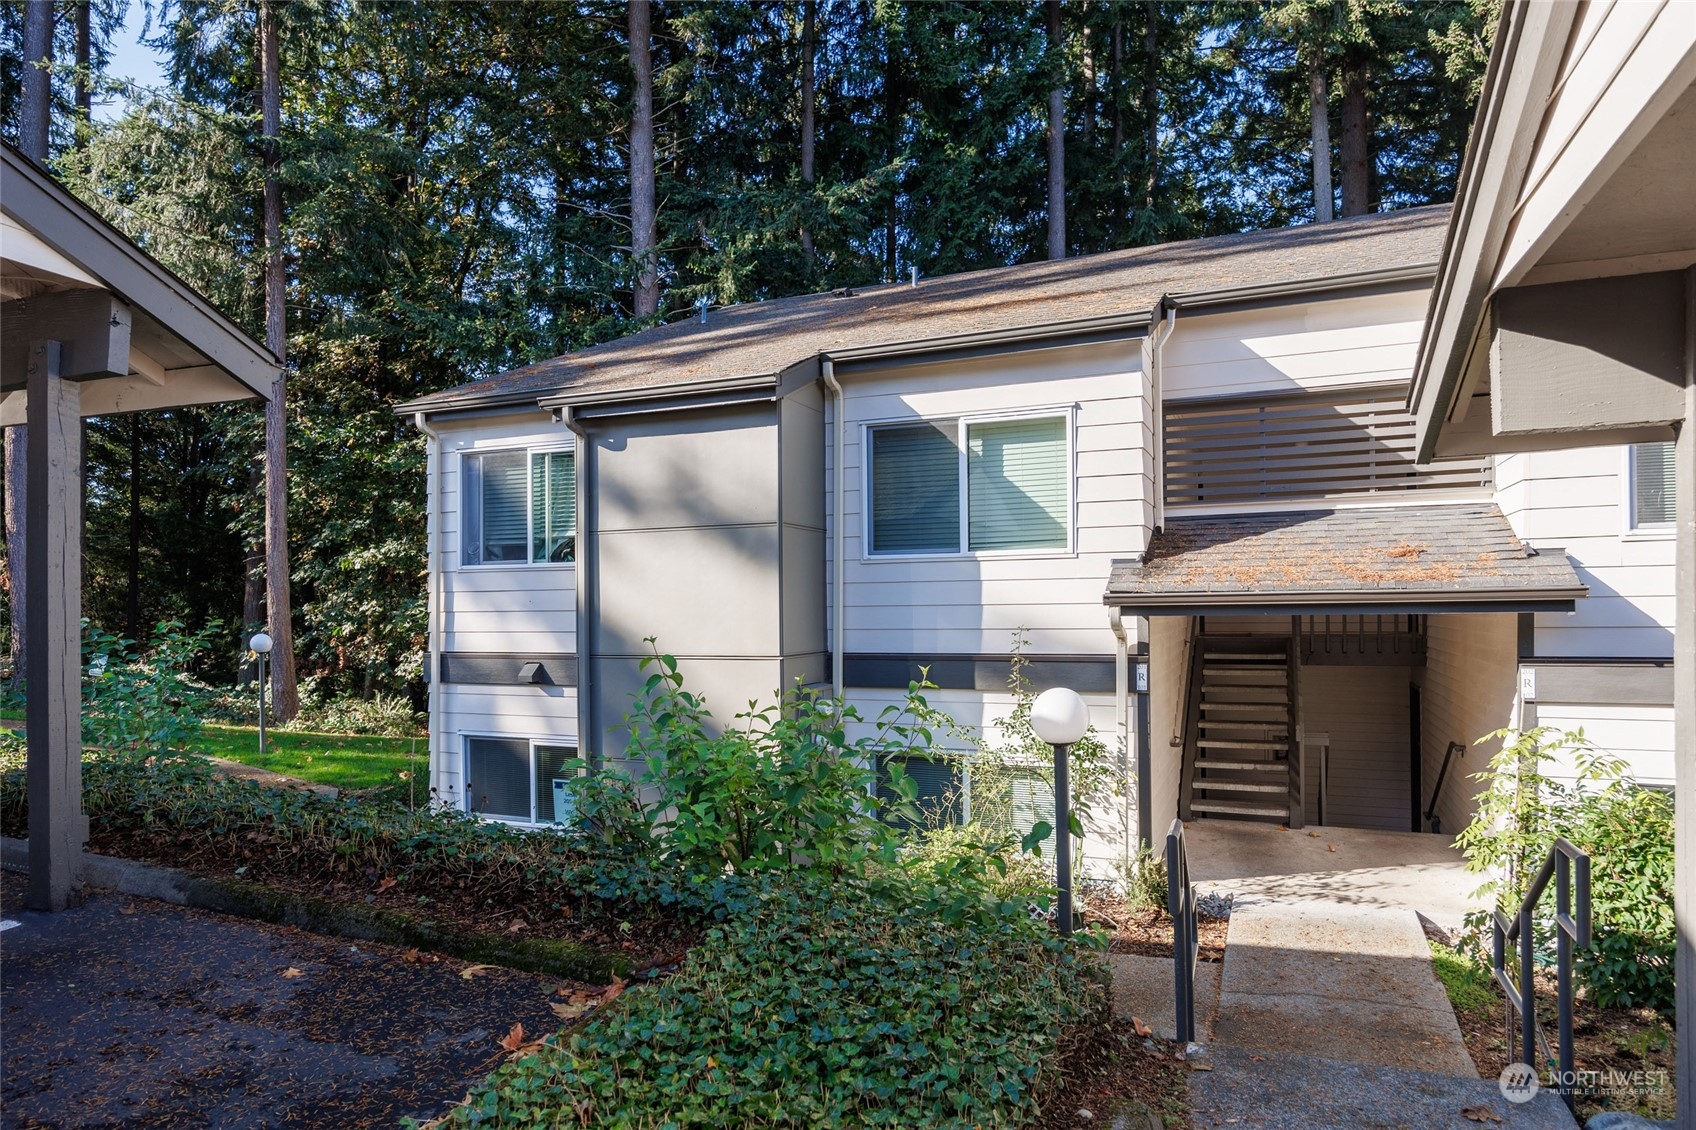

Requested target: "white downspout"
[
  {"left": 560, "top": 406, "right": 593, "bottom": 757},
  {"left": 412, "top": 412, "right": 445, "bottom": 808},
  {"left": 822, "top": 358, "right": 845, "bottom": 698},
  {"left": 1147, "top": 303, "right": 1178, "bottom": 531}
]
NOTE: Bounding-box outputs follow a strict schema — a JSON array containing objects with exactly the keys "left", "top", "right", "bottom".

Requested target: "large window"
[
  {"left": 867, "top": 414, "right": 1069, "bottom": 556},
  {"left": 1630, "top": 442, "right": 1675, "bottom": 530},
  {"left": 462, "top": 448, "right": 576, "bottom": 565},
  {"left": 464, "top": 737, "right": 583, "bottom": 825}
]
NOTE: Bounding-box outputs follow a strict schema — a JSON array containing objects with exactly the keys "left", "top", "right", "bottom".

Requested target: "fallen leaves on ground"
[
  {"left": 459, "top": 964, "right": 497, "bottom": 980},
  {"left": 281, "top": 967, "right": 305, "bottom": 979},
  {"left": 374, "top": 877, "right": 397, "bottom": 893},
  {"left": 1131, "top": 1017, "right": 1151, "bottom": 1038},
  {"left": 399, "top": 948, "right": 439, "bottom": 965},
  {"left": 1460, "top": 1107, "right": 1502, "bottom": 1123},
  {"left": 548, "top": 978, "right": 628, "bottom": 1022},
  {"left": 1327, "top": 844, "right": 1337, "bottom": 852},
  {"left": 498, "top": 1022, "right": 545, "bottom": 1058}
]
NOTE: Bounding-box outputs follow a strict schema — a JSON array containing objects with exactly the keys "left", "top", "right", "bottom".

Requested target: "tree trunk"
[
  {"left": 1308, "top": 46, "right": 1334, "bottom": 222},
  {"left": 1080, "top": 24, "right": 1095, "bottom": 150},
  {"left": 884, "top": 22, "right": 899, "bottom": 282},
  {"left": 74, "top": 1, "right": 91, "bottom": 146},
  {"left": 125, "top": 417, "right": 141, "bottom": 644},
  {"left": 1339, "top": 52, "right": 1370, "bottom": 217},
  {"left": 7, "top": 0, "right": 53, "bottom": 687},
  {"left": 629, "top": 0, "right": 658, "bottom": 317},
  {"left": 1109, "top": 19, "right": 1122, "bottom": 157},
  {"left": 259, "top": 0, "right": 300, "bottom": 721},
  {"left": 799, "top": 0, "right": 816, "bottom": 260},
  {"left": 1045, "top": 0, "right": 1065, "bottom": 261},
  {"left": 1140, "top": 0, "right": 1157, "bottom": 215}
]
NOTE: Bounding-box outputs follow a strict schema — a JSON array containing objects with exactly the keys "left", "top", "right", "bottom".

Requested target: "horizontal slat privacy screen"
[
  {"left": 870, "top": 422, "right": 960, "bottom": 553},
  {"left": 967, "top": 417, "right": 1067, "bottom": 550},
  {"left": 1633, "top": 441, "right": 1675, "bottom": 526},
  {"left": 1163, "top": 385, "right": 1491, "bottom": 507}
]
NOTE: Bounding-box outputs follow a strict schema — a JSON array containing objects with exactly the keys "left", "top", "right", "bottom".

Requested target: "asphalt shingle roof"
[
  {"left": 400, "top": 205, "right": 1451, "bottom": 414},
  {"left": 1104, "top": 504, "right": 1587, "bottom": 607}
]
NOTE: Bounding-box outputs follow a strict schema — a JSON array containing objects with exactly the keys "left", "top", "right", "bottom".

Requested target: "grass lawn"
[
  {"left": 195, "top": 724, "right": 426, "bottom": 802},
  {"left": 1, "top": 712, "right": 425, "bottom": 804}
]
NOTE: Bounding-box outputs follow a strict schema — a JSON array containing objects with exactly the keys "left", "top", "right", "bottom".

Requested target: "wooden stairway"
[{"left": 1180, "top": 638, "right": 1300, "bottom": 826}]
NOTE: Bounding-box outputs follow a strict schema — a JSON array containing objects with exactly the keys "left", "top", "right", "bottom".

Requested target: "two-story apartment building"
[{"left": 397, "top": 203, "right": 1674, "bottom": 878}]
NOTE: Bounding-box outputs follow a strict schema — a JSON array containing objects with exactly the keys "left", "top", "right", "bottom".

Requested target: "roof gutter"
[{"left": 1103, "top": 587, "right": 1588, "bottom": 614}]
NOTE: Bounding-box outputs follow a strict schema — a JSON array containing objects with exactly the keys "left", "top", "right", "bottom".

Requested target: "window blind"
[
  {"left": 466, "top": 736, "right": 531, "bottom": 820},
  {"left": 1010, "top": 771, "right": 1056, "bottom": 860},
  {"left": 879, "top": 754, "right": 960, "bottom": 829},
  {"left": 532, "top": 451, "right": 576, "bottom": 562},
  {"left": 478, "top": 451, "right": 529, "bottom": 563},
  {"left": 967, "top": 417, "right": 1068, "bottom": 550},
  {"left": 870, "top": 423, "right": 960, "bottom": 553},
  {"left": 1634, "top": 442, "right": 1675, "bottom": 527},
  {"left": 534, "top": 743, "right": 579, "bottom": 824}
]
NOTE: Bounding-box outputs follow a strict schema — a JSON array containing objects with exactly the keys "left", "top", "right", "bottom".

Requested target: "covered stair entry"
[
  {"left": 1105, "top": 504, "right": 1590, "bottom": 837},
  {"left": 1182, "top": 637, "right": 1296, "bottom": 824}
]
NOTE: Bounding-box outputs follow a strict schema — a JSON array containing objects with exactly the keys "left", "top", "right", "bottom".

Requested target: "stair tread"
[
  {"left": 1200, "top": 702, "right": 1291, "bottom": 712},
  {"left": 1195, "top": 758, "right": 1286, "bottom": 771},
  {"left": 1194, "top": 780, "right": 1287, "bottom": 794},
  {"left": 1192, "top": 799, "right": 1290, "bottom": 818},
  {"left": 1202, "top": 651, "right": 1287, "bottom": 660},
  {"left": 1197, "top": 738, "right": 1290, "bottom": 749}
]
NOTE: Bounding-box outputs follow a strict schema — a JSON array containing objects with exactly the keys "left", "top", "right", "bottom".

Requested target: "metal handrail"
[
  {"left": 1491, "top": 837, "right": 1591, "bottom": 1113},
  {"left": 1167, "top": 817, "right": 1199, "bottom": 1044},
  {"left": 1170, "top": 622, "right": 1195, "bottom": 747}
]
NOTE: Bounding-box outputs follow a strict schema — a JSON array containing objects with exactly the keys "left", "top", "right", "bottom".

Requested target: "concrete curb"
[{"left": 0, "top": 836, "right": 630, "bottom": 983}]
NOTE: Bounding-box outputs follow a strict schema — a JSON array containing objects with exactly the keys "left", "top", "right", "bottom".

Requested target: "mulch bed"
[
  {"left": 0, "top": 871, "right": 612, "bottom": 1129},
  {"left": 1449, "top": 964, "right": 1675, "bottom": 1123},
  {"left": 1032, "top": 1014, "right": 1192, "bottom": 1129},
  {"left": 1088, "top": 894, "right": 1228, "bottom": 963},
  {"left": 79, "top": 818, "right": 701, "bottom": 975}
]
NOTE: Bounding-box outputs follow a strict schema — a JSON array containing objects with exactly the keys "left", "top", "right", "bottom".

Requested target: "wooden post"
[
  {"left": 1674, "top": 269, "right": 1695, "bottom": 1130},
  {"left": 24, "top": 341, "right": 85, "bottom": 911}
]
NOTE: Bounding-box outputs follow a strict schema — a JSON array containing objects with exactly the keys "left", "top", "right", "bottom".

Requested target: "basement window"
[
  {"left": 866, "top": 414, "right": 1070, "bottom": 556},
  {"left": 464, "top": 737, "right": 585, "bottom": 826},
  {"left": 461, "top": 447, "right": 576, "bottom": 566},
  {"left": 1630, "top": 442, "right": 1675, "bottom": 530}
]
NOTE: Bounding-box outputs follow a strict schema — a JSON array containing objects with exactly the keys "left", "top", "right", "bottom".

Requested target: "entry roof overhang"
[
  {"left": 1, "top": 142, "right": 277, "bottom": 420},
  {"left": 1104, "top": 503, "right": 1587, "bottom": 617}
]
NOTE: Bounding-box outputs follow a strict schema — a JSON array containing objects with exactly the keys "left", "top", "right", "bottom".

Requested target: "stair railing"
[
  {"left": 1170, "top": 620, "right": 1196, "bottom": 748},
  {"left": 1491, "top": 837, "right": 1591, "bottom": 1113},
  {"left": 1167, "top": 817, "right": 1199, "bottom": 1044}
]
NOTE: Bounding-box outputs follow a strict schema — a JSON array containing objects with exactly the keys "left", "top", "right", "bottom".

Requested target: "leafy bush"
[
  {"left": 926, "top": 635, "right": 1125, "bottom": 873},
  {"left": 438, "top": 864, "right": 1107, "bottom": 1129},
  {"left": 1125, "top": 845, "right": 1168, "bottom": 915},
  {"left": 621, "top": 645, "right": 931, "bottom": 873},
  {"left": 1456, "top": 726, "right": 1675, "bottom": 1015},
  {"left": 1564, "top": 785, "right": 1674, "bottom": 1014},
  {"left": 281, "top": 675, "right": 425, "bottom": 736}
]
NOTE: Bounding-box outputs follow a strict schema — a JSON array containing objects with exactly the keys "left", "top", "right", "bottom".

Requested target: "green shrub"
[
  {"left": 623, "top": 644, "right": 930, "bottom": 874},
  {"left": 281, "top": 676, "right": 425, "bottom": 736},
  {"left": 1456, "top": 726, "right": 1675, "bottom": 1016},
  {"left": 1125, "top": 845, "right": 1167, "bottom": 915},
  {"left": 1565, "top": 785, "right": 1674, "bottom": 1014},
  {"left": 439, "top": 865, "right": 1107, "bottom": 1129}
]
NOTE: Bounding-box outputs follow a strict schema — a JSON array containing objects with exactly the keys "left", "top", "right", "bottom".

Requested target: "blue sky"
[{"left": 96, "top": 2, "right": 169, "bottom": 122}]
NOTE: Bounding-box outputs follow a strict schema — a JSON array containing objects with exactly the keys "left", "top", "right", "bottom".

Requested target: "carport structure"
[{"left": 1, "top": 142, "right": 278, "bottom": 910}]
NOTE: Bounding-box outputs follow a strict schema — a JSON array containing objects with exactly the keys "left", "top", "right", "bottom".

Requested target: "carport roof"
[{"left": 1104, "top": 503, "right": 1587, "bottom": 615}]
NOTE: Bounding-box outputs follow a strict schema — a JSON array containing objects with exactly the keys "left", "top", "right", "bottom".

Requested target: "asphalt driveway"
[{"left": 1, "top": 871, "right": 575, "bottom": 1129}]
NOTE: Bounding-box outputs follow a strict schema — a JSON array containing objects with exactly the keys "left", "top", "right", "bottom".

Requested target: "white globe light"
[
  {"left": 1031, "top": 687, "right": 1089, "bottom": 747},
  {"left": 250, "top": 632, "right": 274, "bottom": 655}
]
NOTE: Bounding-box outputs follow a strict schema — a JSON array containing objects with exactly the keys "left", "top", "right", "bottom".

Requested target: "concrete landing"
[
  {"left": 1214, "top": 896, "right": 1474, "bottom": 1076},
  {"left": 1190, "top": 1045, "right": 1578, "bottom": 1130},
  {"left": 1107, "top": 951, "right": 1221, "bottom": 1042}
]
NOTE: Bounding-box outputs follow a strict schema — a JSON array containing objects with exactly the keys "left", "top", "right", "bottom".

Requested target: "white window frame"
[
  {"left": 1624, "top": 443, "right": 1676, "bottom": 539},
  {"left": 859, "top": 407, "right": 1076, "bottom": 562},
  {"left": 458, "top": 442, "right": 578, "bottom": 569},
  {"left": 461, "top": 734, "right": 585, "bottom": 827}
]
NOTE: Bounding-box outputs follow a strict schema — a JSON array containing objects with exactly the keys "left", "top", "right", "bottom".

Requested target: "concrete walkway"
[{"left": 1175, "top": 822, "right": 1576, "bottom": 1129}]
